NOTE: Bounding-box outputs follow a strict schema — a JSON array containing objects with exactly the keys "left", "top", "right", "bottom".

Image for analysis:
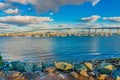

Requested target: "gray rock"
[
  {"left": 33, "top": 63, "right": 43, "bottom": 71},
  {"left": 1, "top": 62, "right": 13, "bottom": 71},
  {"left": 11, "top": 61, "right": 25, "bottom": 72},
  {"left": 25, "top": 63, "right": 33, "bottom": 72},
  {"left": 112, "top": 69, "right": 120, "bottom": 80}
]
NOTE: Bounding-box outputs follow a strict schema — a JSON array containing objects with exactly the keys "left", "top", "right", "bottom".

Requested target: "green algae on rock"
[{"left": 97, "top": 62, "right": 116, "bottom": 74}]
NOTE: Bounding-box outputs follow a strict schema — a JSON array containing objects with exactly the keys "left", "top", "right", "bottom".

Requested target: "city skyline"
[{"left": 0, "top": 0, "right": 120, "bottom": 33}]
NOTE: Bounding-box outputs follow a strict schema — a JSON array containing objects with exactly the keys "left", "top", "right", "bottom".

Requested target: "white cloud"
[
  {"left": 103, "top": 17, "right": 120, "bottom": 22},
  {"left": 0, "top": 16, "right": 53, "bottom": 26},
  {"left": 0, "top": 2, "right": 11, "bottom": 9},
  {"left": 4, "top": 8, "right": 19, "bottom": 14},
  {"left": 8, "top": 0, "right": 27, "bottom": 5},
  {"left": 92, "top": 0, "right": 100, "bottom": 6},
  {"left": 8, "top": 0, "right": 100, "bottom": 13},
  {"left": 81, "top": 15, "right": 101, "bottom": 23}
]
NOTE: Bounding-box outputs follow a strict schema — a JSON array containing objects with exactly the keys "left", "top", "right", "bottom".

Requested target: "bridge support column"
[
  {"left": 88, "top": 28, "right": 91, "bottom": 35},
  {"left": 68, "top": 29, "right": 72, "bottom": 36},
  {"left": 82, "top": 28, "right": 84, "bottom": 35},
  {"left": 117, "top": 28, "right": 120, "bottom": 35},
  {"left": 101, "top": 28, "right": 104, "bottom": 36},
  {"left": 75, "top": 28, "right": 78, "bottom": 36},
  {"left": 95, "top": 29, "right": 97, "bottom": 35},
  {"left": 109, "top": 28, "right": 112, "bottom": 36}
]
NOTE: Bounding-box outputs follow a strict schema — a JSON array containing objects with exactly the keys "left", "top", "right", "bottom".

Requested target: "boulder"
[
  {"left": 80, "top": 70, "right": 89, "bottom": 77},
  {"left": 97, "top": 62, "right": 116, "bottom": 74},
  {"left": 55, "top": 62, "right": 74, "bottom": 71},
  {"left": 57, "top": 73, "right": 67, "bottom": 79},
  {"left": 1, "top": 62, "right": 13, "bottom": 71},
  {"left": 74, "top": 64, "right": 87, "bottom": 73},
  {"left": 98, "top": 74, "right": 107, "bottom": 80},
  {"left": 33, "top": 63, "right": 43, "bottom": 71},
  {"left": 44, "top": 67, "right": 56, "bottom": 73},
  {"left": 84, "top": 62, "right": 93, "bottom": 71},
  {"left": 70, "top": 71, "right": 79, "bottom": 79},
  {"left": 112, "top": 69, "right": 120, "bottom": 80},
  {"left": 11, "top": 61, "right": 25, "bottom": 72},
  {"left": 42, "top": 62, "right": 54, "bottom": 69},
  {"left": 25, "top": 63, "right": 33, "bottom": 72}
]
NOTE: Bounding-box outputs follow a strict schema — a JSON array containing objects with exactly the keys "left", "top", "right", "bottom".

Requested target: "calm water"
[{"left": 0, "top": 35, "right": 120, "bottom": 62}]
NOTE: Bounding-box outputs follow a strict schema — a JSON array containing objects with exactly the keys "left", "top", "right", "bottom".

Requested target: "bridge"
[{"left": 0, "top": 27, "right": 120, "bottom": 37}]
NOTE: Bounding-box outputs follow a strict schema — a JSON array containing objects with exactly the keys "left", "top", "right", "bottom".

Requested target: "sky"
[{"left": 0, "top": 0, "right": 120, "bottom": 33}]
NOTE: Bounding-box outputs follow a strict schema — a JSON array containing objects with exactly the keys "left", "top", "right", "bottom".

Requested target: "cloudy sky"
[{"left": 0, "top": 0, "right": 120, "bottom": 33}]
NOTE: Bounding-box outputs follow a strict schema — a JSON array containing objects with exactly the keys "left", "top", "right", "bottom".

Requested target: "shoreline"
[{"left": 0, "top": 58, "right": 120, "bottom": 80}]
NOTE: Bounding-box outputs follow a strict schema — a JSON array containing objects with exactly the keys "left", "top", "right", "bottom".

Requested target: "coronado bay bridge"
[{"left": 0, "top": 27, "right": 120, "bottom": 37}]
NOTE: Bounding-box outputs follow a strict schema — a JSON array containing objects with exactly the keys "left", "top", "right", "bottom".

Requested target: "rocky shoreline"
[{"left": 0, "top": 58, "right": 120, "bottom": 80}]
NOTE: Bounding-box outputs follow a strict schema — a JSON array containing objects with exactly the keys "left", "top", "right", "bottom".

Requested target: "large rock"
[
  {"left": 70, "top": 71, "right": 79, "bottom": 79},
  {"left": 44, "top": 67, "right": 56, "bottom": 73},
  {"left": 42, "top": 62, "right": 54, "bottom": 69},
  {"left": 84, "top": 62, "right": 93, "bottom": 71},
  {"left": 11, "top": 61, "right": 26, "bottom": 72},
  {"left": 1, "top": 62, "right": 13, "bottom": 71},
  {"left": 97, "top": 62, "right": 116, "bottom": 74},
  {"left": 74, "top": 64, "right": 87, "bottom": 73},
  {"left": 98, "top": 74, "right": 107, "bottom": 80},
  {"left": 55, "top": 62, "right": 74, "bottom": 71},
  {"left": 33, "top": 63, "right": 43, "bottom": 71},
  {"left": 112, "top": 69, "right": 120, "bottom": 80},
  {"left": 25, "top": 63, "right": 33, "bottom": 72},
  {"left": 80, "top": 70, "right": 89, "bottom": 77}
]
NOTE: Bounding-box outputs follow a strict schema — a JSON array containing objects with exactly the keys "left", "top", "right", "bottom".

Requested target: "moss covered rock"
[{"left": 97, "top": 62, "right": 116, "bottom": 74}]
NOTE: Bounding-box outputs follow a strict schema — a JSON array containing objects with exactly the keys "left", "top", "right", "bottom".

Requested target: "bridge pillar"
[
  {"left": 75, "top": 28, "right": 78, "bottom": 36},
  {"left": 109, "top": 28, "right": 112, "bottom": 36},
  {"left": 101, "top": 28, "right": 104, "bottom": 36},
  {"left": 95, "top": 29, "right": 97, "bottom": 35},
  {"left": 117, "top": 28, "right": 120, "bottom": 35},
  {"left": 88, "top": 28, "right": 91, "bottom": 35},
  {"left": 82, "top": 28, "right": 84, "bottom": 35},
  {"left": 42, "top": 30, "right": 46, "bottom": 37},
  {"left": 68, "top": 29, "right": 72, "bottom": 36}
]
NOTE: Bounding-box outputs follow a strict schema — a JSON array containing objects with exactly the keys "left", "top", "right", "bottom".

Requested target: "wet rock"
[
  {"left": 105, "top": 76, "right": 114, "bottom": 80},
  {"left": 70, "top": 71, "right": 79, "bottom": 79},
  {"left": 116, "top": 76, "right": 120, "bottom": 80},
  {"left": 25, "top": 63, "right": 33, "bottom": 72},
  {"left": 97, "top": 62, "right": 116, "bottom": 74},
  {"left": 33, "top": 63, "right": 43, "bottom": 71},
  {"left": 57, "top": 73, "right": 67, "bottom": 79},
  {"left": 84, "top": 62, "right": 93, "bottom": 71},
  {"left": 79, "top": 75, "right": 88, "bottom": 80},
  {"left": 11, "top": 71, "right": 22, "bottom": 77},
  {"left": 80, "top": 70, "right": 89, "bottom": 77},
  {"left": 55, "top": 62, "right": 74, "bottom": 71},
  {"left": 11, "top": 61, "right": 25, "bottom": 72},
  {"left": 22, "top": 72, "right": 36, "bottom": 80},
  {"left": 1, "top": 62, "right": 13, "bottom": 71},
  {"left": 42, "top": 62, "right": 54, "bottom": 69},
  {"left": 44, "top": 67, "right": 56, "bottom": 73},
  {"left": 48, "top": 73, "right": 61, "bottom": 80},
  {"left": 0, "top": 71, "right": 4, "bottom": 78},
  {"left": 112, "top": 69, "right": 120, "bottom": 80},
  {"left": 98, "top": 74, "right": 107, "bottom": 80},
  {"left": 74, "top": 64, "right": 87, "bottom": 73}
]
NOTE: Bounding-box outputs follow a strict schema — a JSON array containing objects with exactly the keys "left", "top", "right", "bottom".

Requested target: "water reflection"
[
  {"left": 1, "top": 37, "right": 54, "bottom": 62},
  {"left": 0, "top": 36, "right": 120, "bottom": 62}
]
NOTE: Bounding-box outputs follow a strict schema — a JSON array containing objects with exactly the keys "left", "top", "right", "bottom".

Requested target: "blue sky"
[{"left": 0, "top": 0, "right": 120, "bottom": 33}]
